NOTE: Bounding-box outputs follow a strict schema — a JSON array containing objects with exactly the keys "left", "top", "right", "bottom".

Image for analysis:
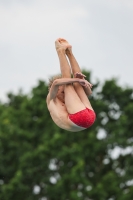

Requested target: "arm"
[
  {"left": 48, "top": 78, "right": 88, "bottom": 101},
  {"left": 82, "top": 79, "right": 92, "bottom": 96},
  {"left": 83, "top": 85, "right": 92, "bottom": 96},
  {"left": 74, "top": 72, "right": 93, "bottom": 96}
]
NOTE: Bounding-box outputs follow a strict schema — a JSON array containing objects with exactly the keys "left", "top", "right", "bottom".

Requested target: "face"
[{"left": 57, "top": 86, "right": 65, "bottom": 102}]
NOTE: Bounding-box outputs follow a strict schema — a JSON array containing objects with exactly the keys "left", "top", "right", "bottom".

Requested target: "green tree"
[{"left": 0, "top": 71, "right": 133, "bottom": 200}]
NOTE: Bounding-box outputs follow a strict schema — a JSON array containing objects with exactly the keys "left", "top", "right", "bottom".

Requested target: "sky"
[{"left": 0, "top": 0, "right": 133, "bottom": 101}]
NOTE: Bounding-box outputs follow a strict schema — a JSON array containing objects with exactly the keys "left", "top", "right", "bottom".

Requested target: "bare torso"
[{"left": 46, "top": 94, "right": 86, "bottom": 132}]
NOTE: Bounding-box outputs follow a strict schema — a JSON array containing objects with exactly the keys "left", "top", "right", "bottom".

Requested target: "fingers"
[
  {"left": 77, "top": 72, "right": 86, "bottom": 77},
  {"left": 75, "top": 73, "right": 93, "bottom": 88},
  {"left": 75, "top": 72, "right": 86, "bottom": 79},
  {"left": 75, "top": 72, "right": 86, "bottom": 77},
  {"left": 79, "top": 79, "right": 93, "bottom": 88}
]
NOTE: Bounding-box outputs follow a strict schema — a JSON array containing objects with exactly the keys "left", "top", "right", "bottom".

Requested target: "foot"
[{"left": 55, "top": 38, "right": 72, "bottom": 52}]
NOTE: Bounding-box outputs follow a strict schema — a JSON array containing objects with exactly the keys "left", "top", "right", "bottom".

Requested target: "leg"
[
  {"left": 55, "top": 39, "right": 71, "bottom": 78},
  {"left": 55, "top": 39, "right": 86, "bottom": 114},
  {"left": 66, "top": 48, "right": 81, "bottom": 76},
  {"left": 63, "top": 40, "right": 94, "bottom": 110}
]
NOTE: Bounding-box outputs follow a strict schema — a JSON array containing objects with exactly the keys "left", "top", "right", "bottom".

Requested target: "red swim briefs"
[{"left": 69, "top": 108, "right": 96, "bottom": 128}]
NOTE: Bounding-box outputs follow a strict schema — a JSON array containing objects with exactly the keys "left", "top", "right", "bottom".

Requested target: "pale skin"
[{"left": 46, "top": 38, "right": 94, "bottom": 132}]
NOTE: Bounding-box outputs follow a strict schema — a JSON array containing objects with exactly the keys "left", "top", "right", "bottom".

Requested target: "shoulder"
[
  {"left": 46, "top": 93, "right": 50, "bottom": 104},
  {"left": 46, "top": 93, "right": 57, "bottom": 106},
  {"left": 46, "top": 93, "right": 52, "bottom": 105}
]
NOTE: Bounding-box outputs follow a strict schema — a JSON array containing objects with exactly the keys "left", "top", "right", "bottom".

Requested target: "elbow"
[
  {"left": 53, "top": 79, "right": 60, "bottom": 85},
  {"left": 87, "top": 92, "right": 92, "bottom": 97},
  {"left": 86, "top": 89, "right": 92, "bottom": 96},
  {"left": 90, "top": 90, "right": 92, "bottom": 95}
]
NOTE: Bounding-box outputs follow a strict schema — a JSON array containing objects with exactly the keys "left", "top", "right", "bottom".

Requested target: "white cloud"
[
  {"left": 0, "top": 2, "right": 89, "bottom": 45},
  {"left": 93, "top": 0, "right": 133, "bottom": 10},
  {"left": 0, "top": 0, "right": 133, "bottom": 101}
]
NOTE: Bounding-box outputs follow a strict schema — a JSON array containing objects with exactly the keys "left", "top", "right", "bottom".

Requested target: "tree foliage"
[{"left": 0, "top": 71, "right": 133, "bottom": 200}]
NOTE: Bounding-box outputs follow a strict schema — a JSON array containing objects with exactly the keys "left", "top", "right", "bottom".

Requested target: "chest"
[{"left": 48, "top": 99, "right": 67, "bottom": 115}]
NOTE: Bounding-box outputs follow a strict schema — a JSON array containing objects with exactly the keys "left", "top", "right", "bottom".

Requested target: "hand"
[
  {"left": 78, "top": 79, "right": 93, "bottom": 88},
  {"left": 74, "top": 72, "right": 86, "bottom": 79}
]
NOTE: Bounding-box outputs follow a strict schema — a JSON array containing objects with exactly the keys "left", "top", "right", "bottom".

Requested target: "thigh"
[
  {"left": 73, "top": 82, "right": 94, "bottom": 110},
  {"left": 64, "top": 84, "right": 86, "bottom": 114}
]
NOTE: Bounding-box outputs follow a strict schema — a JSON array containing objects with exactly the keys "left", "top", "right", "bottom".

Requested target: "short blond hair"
[{"left": 48, "top": 74, "right": 62, "bottom": 91}]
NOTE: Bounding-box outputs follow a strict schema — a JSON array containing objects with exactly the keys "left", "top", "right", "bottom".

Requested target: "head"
[
  {"left": 48, "top": 74, "right": 62, "bottom": 91},
  {"left": 48, "top": 74, "right": 65, "bottom": 102},
  {"left": 56, "top": 85, "right": 65, "bottom": 102}
]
